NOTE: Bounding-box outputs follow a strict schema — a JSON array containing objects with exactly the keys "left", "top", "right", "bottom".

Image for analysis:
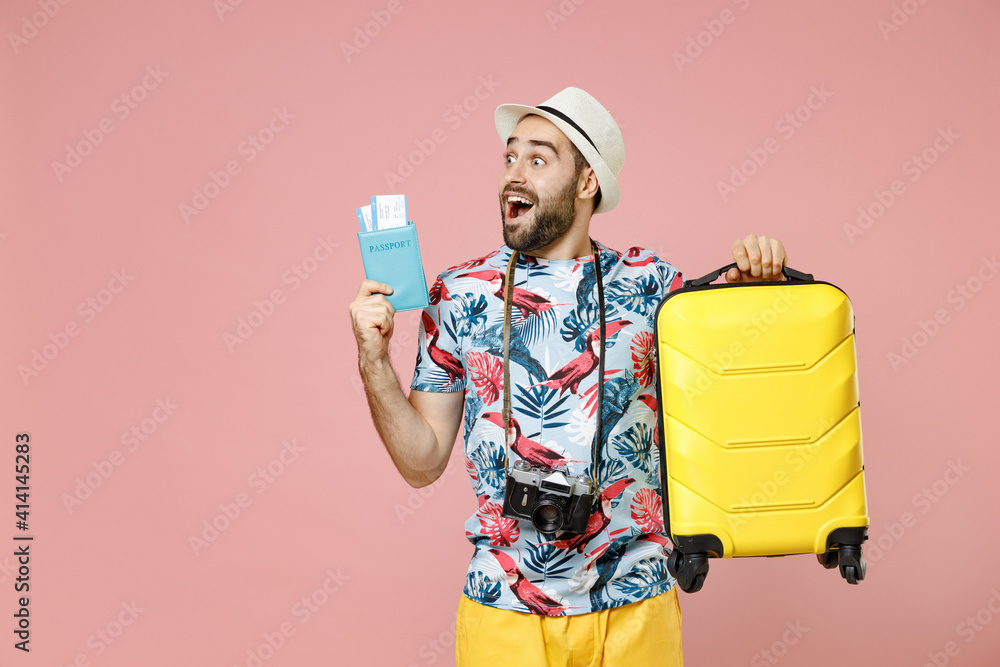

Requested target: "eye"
[
  {"left": 532, "top": 157, "right": 545, "bottom": 167},
  {"left": 505, "top": 154, "right": 516, "bottom": 165}
]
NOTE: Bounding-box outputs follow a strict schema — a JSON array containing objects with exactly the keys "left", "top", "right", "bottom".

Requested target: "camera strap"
[{"left": 501, "top": 240, "right": 606, "bottom": 494}]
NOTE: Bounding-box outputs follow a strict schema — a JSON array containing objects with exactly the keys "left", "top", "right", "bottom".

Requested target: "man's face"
[{"left": 499, "top": 115, "right": 582, "bottom": 253}]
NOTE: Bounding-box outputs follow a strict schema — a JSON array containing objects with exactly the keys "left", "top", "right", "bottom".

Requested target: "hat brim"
[{"left": 495, "top": 104, "right": 620, "bottom": 214}]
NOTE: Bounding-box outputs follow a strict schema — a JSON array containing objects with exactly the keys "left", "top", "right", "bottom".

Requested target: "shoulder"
[
  {"left": 429, "top": 246, "right": 509, "bottom": 306},
  {"left": 440, "top": 247, "right": 507, "bottom": 278},
  {"left": 603, "top": 244, "right": 683, "bottom": 287}
]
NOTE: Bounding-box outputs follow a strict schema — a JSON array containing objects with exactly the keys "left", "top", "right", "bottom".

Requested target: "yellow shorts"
[{"left": 455, "top": 587, "right": 683, "bottom": 667}]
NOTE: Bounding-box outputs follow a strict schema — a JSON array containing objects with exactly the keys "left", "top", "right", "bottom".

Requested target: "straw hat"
[{"left": 495, "top": 87, "right": 625, "bottom": 213}]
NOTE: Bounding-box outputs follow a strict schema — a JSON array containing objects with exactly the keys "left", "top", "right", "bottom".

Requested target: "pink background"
[{"left": 3, "top": 0, "right": 998, "bottom": 665}]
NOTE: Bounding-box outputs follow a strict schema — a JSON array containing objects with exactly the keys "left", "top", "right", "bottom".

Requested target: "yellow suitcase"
[{"left": 654, "top": 263, "right": 869, "bottom": 593}]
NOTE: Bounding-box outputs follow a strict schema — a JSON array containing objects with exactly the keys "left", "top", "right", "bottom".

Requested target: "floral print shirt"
[{"left": 411, "top": 241, "right": 684, "bottom": 615}]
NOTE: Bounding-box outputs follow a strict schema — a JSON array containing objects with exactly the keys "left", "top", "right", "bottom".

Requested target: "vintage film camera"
[{"left": 502, "top": 460, "right": 595, "bottom": 534}]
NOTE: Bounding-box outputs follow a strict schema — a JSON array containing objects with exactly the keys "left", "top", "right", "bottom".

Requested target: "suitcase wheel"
[
  {"left": 668, "top": 549, "right": 709, "bottom": 593},
  {"left": 817, "top": 550, "right": 839, "bottom": 569},
  {"left": 837, "top": 544, "right": 866, "bottom": 585}
]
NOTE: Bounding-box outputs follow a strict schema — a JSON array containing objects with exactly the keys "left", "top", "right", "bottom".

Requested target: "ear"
[{"left": 576, "top": 165, "right": 599, "bottom": 202}]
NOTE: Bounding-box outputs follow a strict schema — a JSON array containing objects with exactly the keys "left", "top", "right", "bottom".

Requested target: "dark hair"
[{"left": 568, "top": 141, "right": 602, "bottom": 211}]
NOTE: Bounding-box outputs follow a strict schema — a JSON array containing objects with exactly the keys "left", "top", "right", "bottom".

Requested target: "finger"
[
  {"left": 744, "top": 233, "right": 762, "bottom": 277},
  {"left": 349, "top": 293, "right": 395, "bottom": 326},
  {"left": 725, "top": 266, "right": 742, "bottom": 283},
  {"left": 354, "top": 304, "right": 395, "bottom": 339},
  {"left": 378, "top": 292, "right": 396, "bottom": 321},
  {"left": 758, "top": 235, "right": 772, "bottom": 279},
  {"left": 351, "top": 291, "right": 396, "bottom": 325},
  {"left": 771, "top": 238, "right": 786, "bottom": 277},
  {"left": 732, "top": 238, "right": 751, "bottom": 274},
  {"left": 366, "top": 296, "right": 397, "bottom": 325},
  {"left": 373, "top": 309, "right": 394, "bottom": 337},
  {"left": 355, "top": 280, "right": 394, "bottom": 300}
]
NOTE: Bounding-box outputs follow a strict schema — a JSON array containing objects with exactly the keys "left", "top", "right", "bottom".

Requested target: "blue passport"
[{"left": 357, "top": 222, "right": 430, "bottom": 312}]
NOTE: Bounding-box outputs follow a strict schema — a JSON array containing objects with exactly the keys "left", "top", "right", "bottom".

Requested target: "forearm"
[{"left": 360, "top": 356, "right": 450, "bottom": 487}]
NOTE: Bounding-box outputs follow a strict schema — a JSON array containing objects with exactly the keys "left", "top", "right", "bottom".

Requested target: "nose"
[{"left": 503, "top": 156, "right": 526, "bottom": 186}]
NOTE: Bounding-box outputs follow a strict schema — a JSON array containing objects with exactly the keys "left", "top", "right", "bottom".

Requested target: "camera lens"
[{"left": 531, "top": 494, "right": 568, "bottom": 533}]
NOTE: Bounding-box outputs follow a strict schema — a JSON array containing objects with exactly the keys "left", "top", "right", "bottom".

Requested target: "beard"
[{"left": 500, "top": 175, "right": 578, "bottom": 253}]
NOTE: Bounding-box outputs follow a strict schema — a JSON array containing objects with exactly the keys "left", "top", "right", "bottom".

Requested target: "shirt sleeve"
[
  {"left": 668, "top": 270, "right": 684, "bottom": 293},
  {"left": 656, "top": 258, "right": 684, "bottom": 295},
  {"left": 410, "top": 274, "right": 466, "bottom": 393}
]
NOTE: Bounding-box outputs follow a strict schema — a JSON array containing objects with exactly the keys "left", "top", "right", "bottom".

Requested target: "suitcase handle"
[{"left": 684, "top": 263, "right": 814, "bottom": 288}]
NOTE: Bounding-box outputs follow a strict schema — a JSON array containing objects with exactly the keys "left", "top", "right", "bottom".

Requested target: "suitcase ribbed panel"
[{"left": 656, "top": 282, "right": 869, "bottom": 558}]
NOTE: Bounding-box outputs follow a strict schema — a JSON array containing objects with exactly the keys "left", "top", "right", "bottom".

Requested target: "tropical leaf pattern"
[
  {"left": 451, "top": 293, "right": 490, "bottom": 337},
  {"left": 463, "top": 390, "right": 484, "bottom": 440},
  {"left": 631, "top": 331, "right": 655, "bottom": 388},
  {"left": 595, "top": 458, "right": 628, "bottom": 491},
  {"left": 630, "top": 488, "right": 664, "bottom": 534},
  {"left": 565, "top": 407, "right": 596, "bottom": 448},
  {"left": 469, "top": 439, "right": 505, "bottom": 497},
  {"left": 467, "top": 352, "right": 503, "bottom": 404},
  {"left": 464, "top": 456, "right": 478, "bottom": 485},
  {"left": 612, "top": 423, "right": 653, "bottom": 470},
  {"left": 428, "top": 276, "right": 448, "bottom": 305},
  {"left": 476, "top": 499, "right": 521, "bottom": 547},
  {"left": 522, "top": 540, "right": 578, "bottom": 578},
  {"left": 512, "top": 301, "right": 560, "bottom": 347},
  {"left": 560, "top": 306, "right": 600, "bottom": 353},
  {"left": 605, "top": 273, "right": 661, "bottom": 317},
  {"left": 512, "top": 383, "right": 571, "bottom": 427},
  {"left": 465, "top": 571, "right": 502, "bottom": 604},
  {"left": 411, "top": 242, "right": 681, "bottom": 615},
  {"left": 610, "top": 556, "right": 671, "bottom": 599}
]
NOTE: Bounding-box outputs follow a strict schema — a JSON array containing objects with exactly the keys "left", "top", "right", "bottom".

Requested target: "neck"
[{"left": 519, "top": 209, "right": 595, "bottom": 260}]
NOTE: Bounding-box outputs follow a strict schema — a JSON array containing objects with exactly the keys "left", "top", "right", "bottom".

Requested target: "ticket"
[
  {"left": 371, "top": 194, "right": 408, "bottom": 229},
  {"left": 356, "top": 204, "right": 373, "bottom": 232}
]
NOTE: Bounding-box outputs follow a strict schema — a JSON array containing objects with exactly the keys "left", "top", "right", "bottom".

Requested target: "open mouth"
[{"left": 505, "top": 193, "right": 535, "bottom": 220}]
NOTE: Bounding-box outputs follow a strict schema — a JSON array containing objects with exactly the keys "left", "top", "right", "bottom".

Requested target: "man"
[{"left": 349, "top": 87, "right": 787, "bottom": 666}]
